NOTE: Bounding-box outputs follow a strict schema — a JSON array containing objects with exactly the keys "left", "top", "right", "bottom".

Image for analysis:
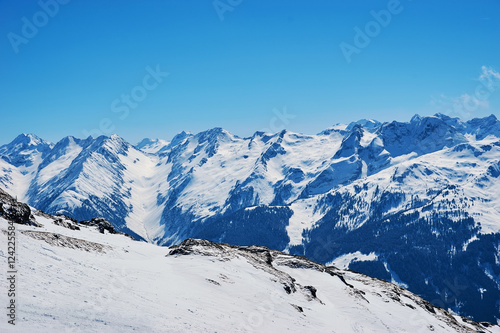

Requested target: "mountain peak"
[
  {"left": 319, "top": 124, "right": 348, "bottom": 136},
  {"left": 195, "top": 127, "right": 235, "bottom": 144},
  {"left": 11, "top": 133, "right": 50, "bottom": 147},
  {"left": 410, "top": 114, "right": 422, "bottom": 123},
  {"left": 136, "top": 138, "right": 156, "bottom": 147},
  {"left": 136, "top": 138, "right": 170, "bottom": 154},
  {"left": 468, "top": 113, "right": 498, "bottom": 125},
  {"left": 169, "top": 130, "right": 193, "bottom": 147},
  {"left": 487, "top": 113, "right": 498, "bottom": 121},
  {"left": 465, "top": 113, "right": 500, "bottom": 139},
  {"left": 346, "top": 119, "right": 381, "bottom": 131},
  {"left": 1, "top": 133, "right": 52, "bottom": 153},
  {"left": 0, "top": 134, "right": 53, "bottom": 169}
]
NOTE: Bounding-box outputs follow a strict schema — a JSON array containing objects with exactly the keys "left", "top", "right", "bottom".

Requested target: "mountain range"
[{"left": 1, "top": 113, "right": 500, "bottom": 323}]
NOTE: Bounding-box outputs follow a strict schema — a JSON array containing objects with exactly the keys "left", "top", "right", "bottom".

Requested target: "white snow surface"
[
  {"left": 1, "top": 214, "right": 498, "bottom": 333},
  {"left": 328, "top": 251, "right": 379, "bottom": 269}
]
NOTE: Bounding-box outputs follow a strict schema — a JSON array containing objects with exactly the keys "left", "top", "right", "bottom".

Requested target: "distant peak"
[
  {"left": 10, "top": 133, "right": 51, "bottom": 147},
  {"left": 199, "top": 127, "right": 233, "bottom": 136},
  {"left": 318, "top": 124, "right": 348, "bottom": 135},
  {"left": 135, "top": 138, "right": 170, "bottom": 154},
  {"left": 410, "top": 114, "right": 422, "bottom": 122},
  {"left": 90, "top": 134, "right": 125, "bottom": 147},
  {"left": 18, "top": 133, "right": 40, "bottom": 141},
  {"left": 252, "top": 131, "right": 266, "bottom": 137},
  {"left": 485, "top": 114, "right": 498, "bottom": 121},
  {"left": 173, "top": 130, "right": 192, "bottom": 138},
  {"left": 331, "top": 123, "right": 348, "bottom": 130},
  {"left": 466, "top": 114, "right": 499, "bottom": 130},
  {"left": 195, "top": 127, "right": 234, "bottom": 142},
  {"left": 136, "top": 138, "right": 156, "bottom": 147},
  {"left": 346, "top": 119, "right": 381, "bottom": 131},
  {"left": 432, "top": 113, "right": 459, "bottom": 122},
  {"left": 169, "top": 130, "right": 193, "bottom": 147},
  {"left": 277, "top": 129, "right": 288, "bottom": 137}
]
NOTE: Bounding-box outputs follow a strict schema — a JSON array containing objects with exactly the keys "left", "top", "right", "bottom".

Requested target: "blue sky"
[{"left": 1, "top": 0, "right": 499, "bottom": 144}]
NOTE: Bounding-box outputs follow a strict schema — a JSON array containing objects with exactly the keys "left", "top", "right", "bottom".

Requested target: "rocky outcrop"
[
  {"left": 78, "top": 216, "right": 135, "bottom": 239},
  {"left": 0, "top": 187, "right": 39, "bottom": 226},
  {"left": 33, "top": 210, "right": 80, "bottom": 230},
  {"left": 79, "top": 217, "right": 117, "bottom": 234},
  {"left": 21, "top": 230, "right": 111, "bottom": 253}
]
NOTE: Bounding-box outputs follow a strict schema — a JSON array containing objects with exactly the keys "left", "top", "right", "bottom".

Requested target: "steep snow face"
[
  {"left": 0, "top": 134, "right": 53, "bottom": 170},
  {"left": 119, "top": 144, "right": 166, "bottom": 242},
  {"left": 1, "top": 212, "right": 498, "bottom": 333},
  {"left": 0, "top": 134, "right": 53, "bottom": 200},
  {"left": 16, "top": 135, "right": 161, "bottom": 240},
  {"left": 379, "top": 115, "right": 467, "bottom": 157},
  {"left": 34, "top": 136, "right": 86, "bottom": 186},
  {"left": 0, "top": 158, "right": 26, "bottom": 200}
]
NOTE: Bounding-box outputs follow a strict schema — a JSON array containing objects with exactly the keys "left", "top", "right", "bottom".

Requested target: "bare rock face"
[
  {"left": 77, "top": 216, "right": 134, "bottom": 239},
  {"left": 21, "top": 230, "right": 110, "bottom": 253},
  {"left": 0, "top": 187, "right": 39, "bottom": 226},
  {"left": 79, "top": 217, "right": 117, "bottom": 234}
]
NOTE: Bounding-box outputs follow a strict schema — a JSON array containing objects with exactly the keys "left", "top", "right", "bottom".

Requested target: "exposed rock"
[
  {"left": 21, "top": 230, "right": 111, "bottom": 253},
  {"left": 79, "top": 217, "right": 117, "bottom": 234},
  {"left": 78, "top": 216, "right": 135, "bottom": 239},
  {"left": 33, "top": 210, "right": 80, "bottom": 230},
  {"left": 290, "top": 303, "right": 304, "bottom": 313},
  {"left": 0, "top": 187, "right": 39, "bottom": 226}
]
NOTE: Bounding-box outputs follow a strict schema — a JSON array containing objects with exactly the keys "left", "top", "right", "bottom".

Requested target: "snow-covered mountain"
[
  {"left": 135, "top": 138, "right": 170, "bottom": 154},
  {"left": 1, "top": 113, "right": 500, "bottom": 323},
  {"left": 1, "top": 191, "right": 498, "bottom": 332}
]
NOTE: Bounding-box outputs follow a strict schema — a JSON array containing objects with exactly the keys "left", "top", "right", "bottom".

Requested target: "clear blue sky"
[{"left": 1, "top": 0, "right": 499, "bottom": 144}]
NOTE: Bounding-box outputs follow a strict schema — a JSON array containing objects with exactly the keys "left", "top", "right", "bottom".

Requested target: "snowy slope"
[
  {"left": 1, "top": 206, "right": 498, "bottom": 333},
  {"left": 0, "top": 134, "right": 53, "bottom": 201}
]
